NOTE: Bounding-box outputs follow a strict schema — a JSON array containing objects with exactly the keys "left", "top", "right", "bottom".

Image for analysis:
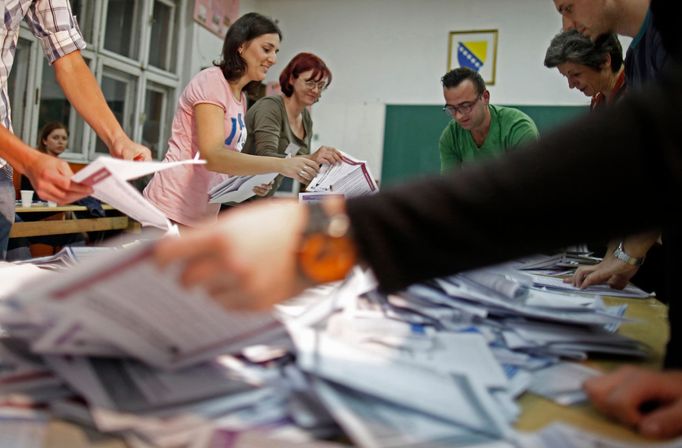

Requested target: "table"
[
  {"left": 43, "top": 296, "right": 670, "bottom": 447},
  {"left": 9, "top": 205, "right": 133, "bottom": 239}
]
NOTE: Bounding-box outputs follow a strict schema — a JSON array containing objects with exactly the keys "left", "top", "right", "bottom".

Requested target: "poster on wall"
[
  {"left": 193, "top": 0, "right": 240, "bottom": 38},
  {"left": 447, "top": 29, "right": 498, "bottom": 85}
]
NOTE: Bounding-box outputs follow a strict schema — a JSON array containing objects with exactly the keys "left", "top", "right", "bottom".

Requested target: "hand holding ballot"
[{"left": 155, "top": 199, "right": 314, "bottom": 310}]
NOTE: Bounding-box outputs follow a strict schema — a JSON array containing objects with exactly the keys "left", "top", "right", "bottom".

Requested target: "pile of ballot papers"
[{"left": 0, "top": 243, "right": 661, "bottom": 447}]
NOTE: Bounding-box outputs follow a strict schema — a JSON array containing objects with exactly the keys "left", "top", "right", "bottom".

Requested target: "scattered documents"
[{"left": 0, "top": 248, "right": 657, "bottom": 447}]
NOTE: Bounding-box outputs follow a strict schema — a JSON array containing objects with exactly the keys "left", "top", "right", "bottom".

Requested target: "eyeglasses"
[
  {"left": 303, "top": 79, "right": 328, "bottom": 91},
  {"left": 442, "top": 95, "right": 482, "bottom": 116}
]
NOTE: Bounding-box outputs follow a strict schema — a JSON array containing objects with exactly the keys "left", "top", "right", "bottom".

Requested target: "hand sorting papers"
[
  {"left": 208, "top": 143, "right": 300, "bottom": 204},
  {"left": 73, "top": 156, "right": 204, "bottom": 230},
  {"left": 306, "top": 150, "right": 378, "bottom": 197}
]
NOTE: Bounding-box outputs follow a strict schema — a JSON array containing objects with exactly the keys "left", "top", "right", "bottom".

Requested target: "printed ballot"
[
  {"left": 306, "top": 151, "right": 378, "bottom": 197},
  {"left": 73, "top": 156, "right": 204, "bottom": 230},
  {"left": 209, "top": 144, "right": 300, "bottom": 204}
]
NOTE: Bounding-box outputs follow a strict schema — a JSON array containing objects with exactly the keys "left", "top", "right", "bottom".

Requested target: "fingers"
[
  {"left": 252, "top": 182, "right": 273, "bottom": 197},
  {"left": 570, "top": 266, "right": 595, "bottom": 287},
  {"left": 579, "top": 269, "right": 612, "bottom": 288},
  {"left": 639, "top": 400, "right": 682, "bottom": 439},
  {"left": 313, "top": 146, "right": 342, "bottom": 165},
  {"left": 154, "top": 232, "right": 226, "bottom": 269},
  {"left": 295, "top": 159, "right": 320, "bottom": 183}
]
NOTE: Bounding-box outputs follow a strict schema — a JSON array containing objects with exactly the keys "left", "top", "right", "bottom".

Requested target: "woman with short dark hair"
[
  {"left": 545, "top": 30, "right": 626, "bottom": 111},
  {"left": 243, "top": 52, "right": 342, "bottom": 196}
]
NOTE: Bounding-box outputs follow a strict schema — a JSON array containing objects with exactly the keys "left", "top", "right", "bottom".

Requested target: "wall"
[
  {"left": 250, "top": 0, "right": 629, "bottom": 180},
  {"left": 183, "top": 0, "right": 259, "bottom": 84}
]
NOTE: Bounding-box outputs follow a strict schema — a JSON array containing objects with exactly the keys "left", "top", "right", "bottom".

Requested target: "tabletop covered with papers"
[{"left": 0, "top": 246, "right": 675, "bottom": 448}]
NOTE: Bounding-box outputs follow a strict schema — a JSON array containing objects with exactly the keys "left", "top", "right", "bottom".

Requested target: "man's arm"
[
  {"left": 506, "top": 114, "right": 539, "bottom": 149},
  {"left": 52, "top": 52, "right": 151, "bottom": 161},
  {"left": 0, "top": 126, "right": 91, "bottom": 203}
]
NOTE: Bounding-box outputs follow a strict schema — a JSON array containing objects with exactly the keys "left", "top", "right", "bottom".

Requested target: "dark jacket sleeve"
[{"left": 347, "top": 64, "right": 682, "bottom": 293}]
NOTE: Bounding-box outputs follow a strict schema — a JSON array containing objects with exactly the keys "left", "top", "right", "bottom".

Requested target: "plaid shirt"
[{"left": 0, "top": 0, "right": 86, "bottom": 167}]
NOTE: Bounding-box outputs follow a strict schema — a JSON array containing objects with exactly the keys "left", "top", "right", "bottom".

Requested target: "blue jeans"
[{"left": 0, "top": 164, "right": 15, "bottom": 260}]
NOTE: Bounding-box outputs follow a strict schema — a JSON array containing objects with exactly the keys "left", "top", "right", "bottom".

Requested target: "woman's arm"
[{"left": 195, "top": 104, "right": 319, "bottom": 183}]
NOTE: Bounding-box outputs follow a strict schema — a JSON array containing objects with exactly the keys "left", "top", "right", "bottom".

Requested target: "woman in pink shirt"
[{"left": 144, "top": 13, "right": 319, "bottom": 227}]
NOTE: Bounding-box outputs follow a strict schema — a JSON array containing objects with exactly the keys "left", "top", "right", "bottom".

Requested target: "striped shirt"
[{"left": 0, "top": 0, "right": 86, "bottom": 167}]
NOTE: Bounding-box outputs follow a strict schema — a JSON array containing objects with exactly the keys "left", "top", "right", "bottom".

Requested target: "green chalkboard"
[{"left": 381, "top": 104, "right": 588, "bottom": 187}]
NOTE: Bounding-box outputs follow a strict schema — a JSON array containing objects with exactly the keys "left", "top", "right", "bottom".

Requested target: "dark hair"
[
  {"left": 279, "top": 53, "right": 332, "bottom": 97},
  {"left": 215, "top": 12, "right": 282, "bottom": 84},
  {"left": 441, "top": 67, "right": 486, "bottom": 94},
  {"left": 37, "top": 122, "right": 68, "bottom": 153},
  {"left": 544, "top": 30, "right": 623, "bottom": 73}
]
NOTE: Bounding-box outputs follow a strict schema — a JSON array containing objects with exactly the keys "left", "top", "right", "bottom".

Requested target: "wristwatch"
[
  {"left": 612, "top": 240, "right": 645, "bottom": 266},
  {"left": 297, "top": 202, "right": 357, "bottom": 283}
]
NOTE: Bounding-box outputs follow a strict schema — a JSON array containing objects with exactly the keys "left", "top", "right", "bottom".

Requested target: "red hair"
[{"left": 279, "top": 52, "right": 332, "bottom": 97}]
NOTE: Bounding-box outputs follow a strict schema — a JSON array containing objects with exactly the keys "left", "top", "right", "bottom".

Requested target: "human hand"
[
  {"left": 584, "top": 367, "right": 682, "bottom": 439},
  {"left": 109, "top": 134, "right": 152, "bottom": 161},
  {"left": 252, "top": 181, "right": 273, "bottom": 197},
  {"left": 564, "top": 253, "right": 639, "bottom": 289},
  {"left": 24, "top": 152, "right": 93, "bottom": 204},
  {"left": 154, "top": 199, "right": 312, "bottom": 310},
  {"left": 310, "top": 146, "right": 342, "bottom": 165},
  {"left": 280, "top": 156, "right": 319, "bottom": 183}
]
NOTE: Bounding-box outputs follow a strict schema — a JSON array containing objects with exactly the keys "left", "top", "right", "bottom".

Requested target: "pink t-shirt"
[{"left": 144, "top": 67, "right": 247, "bottom": 227}]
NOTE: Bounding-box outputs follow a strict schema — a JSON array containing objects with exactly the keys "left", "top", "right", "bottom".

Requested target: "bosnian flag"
[{"left": 457, "top": 41, "right": 487, "bottom": 72}]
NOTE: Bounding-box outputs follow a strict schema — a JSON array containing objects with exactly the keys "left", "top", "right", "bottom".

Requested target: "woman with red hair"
[{"left": 243, "top": 52, "right": 342, "bottom": 195}]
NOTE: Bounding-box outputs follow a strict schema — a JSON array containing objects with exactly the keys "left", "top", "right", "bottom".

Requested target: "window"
[
  {"left": 142, "top": 82, "right": 173, "bottom": 159},
  {"left": 94, "top": 67, "right": 139, "bottom": 155},
  {"left": 70, "top": 0, "right": 98, "bottom": 44},
  {"left": 11, "top": 0, "right": 184, "bottom": 162},
  {"left": 103, "top": 0, "right": 144, "bottom": 61},
  {"left": 149, "top": 0, "right": 178, "bottom": 72},
  {"left": 6, "top": 36, "right": 34, "bottom": 140}
]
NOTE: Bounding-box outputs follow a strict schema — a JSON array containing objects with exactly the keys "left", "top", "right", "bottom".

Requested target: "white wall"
[
  {"left": 250, "top": 0, "right": 621, "bottom": 179},
  {"left": 184, "top": 0, "right": 259, "bottom": 82}
]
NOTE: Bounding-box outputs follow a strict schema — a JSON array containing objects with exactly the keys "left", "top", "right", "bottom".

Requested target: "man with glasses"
[{"left": 438, "top": 67, "right": 538, "bottom": 173}]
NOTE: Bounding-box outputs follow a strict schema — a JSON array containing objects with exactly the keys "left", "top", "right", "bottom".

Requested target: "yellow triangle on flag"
[{"left": 463, "top": 40, "right": 488, "bottom": 63}]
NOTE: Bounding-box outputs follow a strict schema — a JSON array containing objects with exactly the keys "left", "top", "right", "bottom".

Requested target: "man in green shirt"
[{"left": 439, "top": 68, "right": 539, "bottom": 172}]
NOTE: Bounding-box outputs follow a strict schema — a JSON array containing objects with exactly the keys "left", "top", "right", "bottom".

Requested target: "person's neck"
[
  {"left": 470, "top": 109, "right": 491, "bottom": 146},
  {"left": 615, "top": 0, "right": 650, "bottom": 37},
  {"left": 283, "top": 94, "right": 306, "bottom": 120},
  {"left": 605, "top": 67, "right": 625, "bottom": 102},
  {"left": 228, "top": 77, "right": 251, "bottom": 102}
]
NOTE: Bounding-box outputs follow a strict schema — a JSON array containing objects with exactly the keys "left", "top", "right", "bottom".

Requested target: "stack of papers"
[
  {"left": 208, "top": 143, "right": 300, "bottom": 204},
  {"left": 306, "top": 151, "right": 378, "bottom": 197},
  {"left": 73, "top": 156, "right": 204, "bottom": 231},
  {"left": 0, "top": 248, "right": 655, "bottom": 447}
]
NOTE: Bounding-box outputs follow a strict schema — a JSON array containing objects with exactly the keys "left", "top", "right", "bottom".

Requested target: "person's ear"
[
  {"left": 482, "top": 90, "right": 490, "bottom": 103},
  {"left": 602, "top": 53, "right": 612, "bottom": 70}
]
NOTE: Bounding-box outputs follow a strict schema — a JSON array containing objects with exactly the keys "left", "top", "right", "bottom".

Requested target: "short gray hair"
[{"left": 544, "top": 30, "right": 623, "bottom": 73}]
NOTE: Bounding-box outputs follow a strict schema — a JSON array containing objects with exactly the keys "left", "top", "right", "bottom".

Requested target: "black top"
[{"left": 346, "top": 0, "right": 681, "bottom": 367}]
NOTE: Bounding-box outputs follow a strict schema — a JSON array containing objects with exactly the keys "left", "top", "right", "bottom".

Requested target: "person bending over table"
[
  {"left": 153, "top": 0, "right": 682, "bottom": 438},
  {"left": 143, "top": 13, "right": 320, "bottom": 228},
  {"left": 438, "top": 67, "right": 538, "bottom": 172},
  {"left": 242, "top": 52, "right": 342, "bottom": 197},
  {"left": 0, "top": 0, "right": 151, "bottom": 260}
]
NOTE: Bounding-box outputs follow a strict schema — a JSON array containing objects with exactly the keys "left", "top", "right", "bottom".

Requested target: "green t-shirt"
[{"left": 438, "top": 104, "right": 539, "bottom": 173}]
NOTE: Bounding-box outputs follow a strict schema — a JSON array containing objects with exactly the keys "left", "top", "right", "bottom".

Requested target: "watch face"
[{"left": 298, "top": 234, "right": 356, "bottom": 283}]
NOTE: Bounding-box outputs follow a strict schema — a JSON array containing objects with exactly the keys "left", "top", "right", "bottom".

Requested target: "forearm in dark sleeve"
[{"left": 347, "top": 66, "right": 682, "bottom": 292}]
